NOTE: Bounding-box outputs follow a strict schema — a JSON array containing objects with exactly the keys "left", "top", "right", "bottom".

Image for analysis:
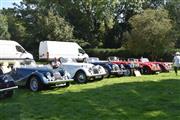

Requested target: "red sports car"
[{"left": 139, "top": 58, "right": 172, "bottom": 72}]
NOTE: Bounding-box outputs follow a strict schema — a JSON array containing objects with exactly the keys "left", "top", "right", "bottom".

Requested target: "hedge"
[{"left": 85, "top": 48, "right": 180, "bottom": 62}]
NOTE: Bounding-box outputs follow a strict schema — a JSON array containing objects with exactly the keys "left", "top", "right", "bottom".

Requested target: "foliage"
[
  {"left": 7, "top": 16, "right": 27, "bottom": 45},
  {"left": 5, "top": 0, "right": 74, "bottom": 58},
  {"left": 0, "top": 14, "right": 10, "bottom": 39},
  {"left": 103, "top": 0, "right": 146, "bottom": 48},
  {"left": 36, "top": 11, "right": 74, "bottom": 41},
  {"left": 0, "top": 0, "right": 180, "bottom": 58},
  {"left": 125, "top": 8, "right": 173, "bottom": 59},
  {"left": 165, "top": 0, "right": 180, "bottom": 48},
  {"left": 86, "top": 48, "right": 131, "bottom": 60},
  {"left": 0, "top": 72, "right": 180, "bottom": 120}
]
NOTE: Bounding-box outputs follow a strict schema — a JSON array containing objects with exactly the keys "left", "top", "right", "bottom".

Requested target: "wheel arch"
[
  {"left": 74, "top": 69, "right": 86, "bottom": 78},
  {"left": 26, "top": 72, "right": 44, "bottom": 87}
]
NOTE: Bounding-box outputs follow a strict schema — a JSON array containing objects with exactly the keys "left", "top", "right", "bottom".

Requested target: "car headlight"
[
  {"left": 88, "top": 67, "right": 93, "bottom": 73},
  {"left": 65, "top": 71, "right": 71, "bottom": 79},
  {"left": 112, "top": 64, "right": 120, "bottom": 71},
  {"left": 3, "top": 75, "right": 14, "bottom": 83}
]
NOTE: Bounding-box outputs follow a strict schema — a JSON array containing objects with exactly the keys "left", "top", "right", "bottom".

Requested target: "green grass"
[{"left": 0, "top": 72, "right": 180, "bottom": 120}]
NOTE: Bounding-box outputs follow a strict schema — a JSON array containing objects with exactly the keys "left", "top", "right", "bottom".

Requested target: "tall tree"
[
  {"left": 104, "top": 0, "right": 146, "bottom": 48},
  {"left": 125, "top": 9, "right": 173, "bottom": 59},
  {"left": 7, "top": 0, "right": 74, "bottom": 58},
  {"left": 165, "top": 0, "right": 180, "bottom": 48},
  {"left": 0, "top": 14, "right": 10, "bottom": 39}
]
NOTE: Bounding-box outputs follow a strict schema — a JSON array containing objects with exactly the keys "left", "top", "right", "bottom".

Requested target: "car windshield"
[
  {"left": 128, "top": 58, "right": 139, "bottom": 62},
  {"left": 87, "top": 57, "right": 99, "bottom": 62},
  {"left": 108, "top": 56, "right": 119, "bottom": 61},
  {"left": 60, "top": 58, "right": 77, "bottom": 63},
  {"left": 140, "top": 58, "right": 149, "bottom": 62},
  {"left": 19, "top": 59, "right": 37, "bottom": 68}
]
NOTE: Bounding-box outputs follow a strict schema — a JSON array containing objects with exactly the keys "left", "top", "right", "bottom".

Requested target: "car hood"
[
  {"left": 17, "top": 66, "right": 55, "bottom": 73},
  {"left": 62, "top": 62, "right": 94, "bottom": 68}
]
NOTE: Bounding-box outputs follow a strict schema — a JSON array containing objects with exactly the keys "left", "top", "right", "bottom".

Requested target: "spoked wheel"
[
  {"left": 75, "top": 71, "right": 87, "bottom": 83},
  {"left": 124, "top": 69, "right": 131, "bottom": 76},
  {"left": 29, "top": 76, "right": 43, "bottom": 91},
  {"left": 142, "top": 67, "right": 150, "bottom": 74}
]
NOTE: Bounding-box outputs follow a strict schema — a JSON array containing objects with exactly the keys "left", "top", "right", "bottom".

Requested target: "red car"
[
  {"left": 140, "top": 58, "right": 172, "bottom": 72},
  {"left": 114, "top": 57, "right": 161, "bottom": 74},
  {"left": 108, "top": 57, "right": 140, "bottom": 76}
]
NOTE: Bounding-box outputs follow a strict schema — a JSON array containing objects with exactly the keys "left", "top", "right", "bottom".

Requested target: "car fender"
[
  {"left": 27, "top": 71, "right": 46, "bottom": 85},
  {"left": 75, "top": 68, "right": 90, "bottom": 77}
]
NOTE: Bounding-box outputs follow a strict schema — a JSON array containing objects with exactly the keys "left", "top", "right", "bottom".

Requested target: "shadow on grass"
[{"left": 0, "top": 79, "right": 180, "bottom": 120}]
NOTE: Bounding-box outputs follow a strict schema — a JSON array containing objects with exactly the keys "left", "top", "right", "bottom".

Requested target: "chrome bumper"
[
  {"left": 87, "top": 73, "right": 106, "bottom": 79},
  {"left": 111, "top": 70, "right": 125, "bottom": 75},
  {"left": 0, "top": 86, "right": 18, "bottom": 92},
  {"left": 46, "top": 79, "right": 74, "bottom": 84}
]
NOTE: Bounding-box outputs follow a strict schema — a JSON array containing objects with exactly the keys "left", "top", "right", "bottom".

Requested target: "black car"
[{"left": 0, "top": 74, "right": 18, "bottom": 99}]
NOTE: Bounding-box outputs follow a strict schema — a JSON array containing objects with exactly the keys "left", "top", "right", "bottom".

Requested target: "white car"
[{"left": 59, "top": 58, "right": 106, "bottom": 83}]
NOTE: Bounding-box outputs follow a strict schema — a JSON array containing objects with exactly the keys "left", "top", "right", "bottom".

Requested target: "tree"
[
  {"left": 165, "top": 0, "right": 180, "bottom": 48},
  {"left": 104, "top": 0, "right": 147, "bottom": 48},
  {"left": 36, "top": 11, "right": 74, "bottom": 41},
  {"left": 5, "top": 0, "right": 74, "bottom": 58},
  {"left": 0, "top": 14, "right": 10, "bottom": 39},
  {"left": 125, "top": 9, "right": 173, "bottom": 59}
]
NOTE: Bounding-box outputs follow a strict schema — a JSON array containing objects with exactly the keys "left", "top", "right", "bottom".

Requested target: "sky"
[{"left": 0, "top": 0, "right": 21, "bottom": 9}]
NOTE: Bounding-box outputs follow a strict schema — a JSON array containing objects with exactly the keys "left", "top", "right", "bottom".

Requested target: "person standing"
[
  {"left": 51, "top": 57, "right": 61, "bottom": 69},
  {"left": 173, "top": 52, "right": 180, "bottom": 75}
]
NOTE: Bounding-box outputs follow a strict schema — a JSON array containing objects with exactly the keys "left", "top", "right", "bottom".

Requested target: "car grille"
[
  {"left": 112, "top": 65, "right": 120, "bottom": 71},
  {"left": 93, "top": 68, "right": 99, "bottom": 74}
]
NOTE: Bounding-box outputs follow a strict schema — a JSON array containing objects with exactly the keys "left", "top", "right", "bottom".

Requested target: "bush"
[
  {"left": 86, "top": 48, "right": 132, "bottom": 60},
  {"left": 86, "top": 48, "right": 180, "bottom": 62}
]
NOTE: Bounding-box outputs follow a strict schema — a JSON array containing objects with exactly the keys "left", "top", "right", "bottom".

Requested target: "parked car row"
[
  {"left": 0, "top": 40, "right": 173, "bottom": 99},
  {"left": 108, "top": 56, "right": 172, "bottom": 75}
]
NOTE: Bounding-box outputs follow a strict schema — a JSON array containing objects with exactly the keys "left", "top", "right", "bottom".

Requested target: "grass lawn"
[{"left": 0, "top": 71, "right": 180, "bottom": 120}]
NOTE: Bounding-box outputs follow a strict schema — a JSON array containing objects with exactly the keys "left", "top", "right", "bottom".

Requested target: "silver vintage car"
[{"left": 58, "top": 58, "right": 107, "bottom": 83}]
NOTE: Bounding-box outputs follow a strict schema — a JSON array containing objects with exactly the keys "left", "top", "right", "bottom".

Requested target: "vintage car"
[
  {"left": 108, "top": 56, "right": 140, "bottom": 76},
  {"left": 8, "top": 60, "right": 73, "bottom": 92},
  {"left": 0, "top": 74, "right": 18, "bottom": 99},
  {"left": 85, "top": 57, "right": 127, "bottom": 77},
  {"left": 128, "top": 58, "right": 161, "bottom": 74},
  {"left": 59, "top": 58, "right": 107, "bottom": 83},
  {"left": 140, "top": 58, "right": 172, "bottom": 72}
]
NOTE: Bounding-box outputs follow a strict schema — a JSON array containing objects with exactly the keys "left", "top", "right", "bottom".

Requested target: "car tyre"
[
  {"left": 28, "top": 76, "right": 43, "bottom": 91},
  {"left": 124, "top": 69, "right": 131, "bottom": 76},
  {"left": 75, "top": 71, "right": 87, "bottom": 83},
  {"left": 104, "top": 68, "right": 110, "bottom": 78},
  {"left": 142, "top": 66, "right": 149, "bottom": 74}
]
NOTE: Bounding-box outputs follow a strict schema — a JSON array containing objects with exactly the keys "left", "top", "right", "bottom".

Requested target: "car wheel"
[
  {"left": 75, "top": 71, "right": 87, "bottom": 83},
  {"left": 104, "top": 68, "right": 110, "bottom": 78},
  {"left": 124, "top": 69, "right": 131, "bottom": 76},
  {"left": 29, "top": 76, "right": 43, "bottom": 91},
  {"left": 142, "top": 66, "right": 149, "bottom": 74}
]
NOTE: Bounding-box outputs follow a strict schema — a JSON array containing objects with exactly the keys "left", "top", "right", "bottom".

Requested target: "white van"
[
  {"left": 39, "top": 41, "right": 89, "bottom": 61},
  {"left": 0, "top": 40, "right": 33, "bottom": 73}
]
